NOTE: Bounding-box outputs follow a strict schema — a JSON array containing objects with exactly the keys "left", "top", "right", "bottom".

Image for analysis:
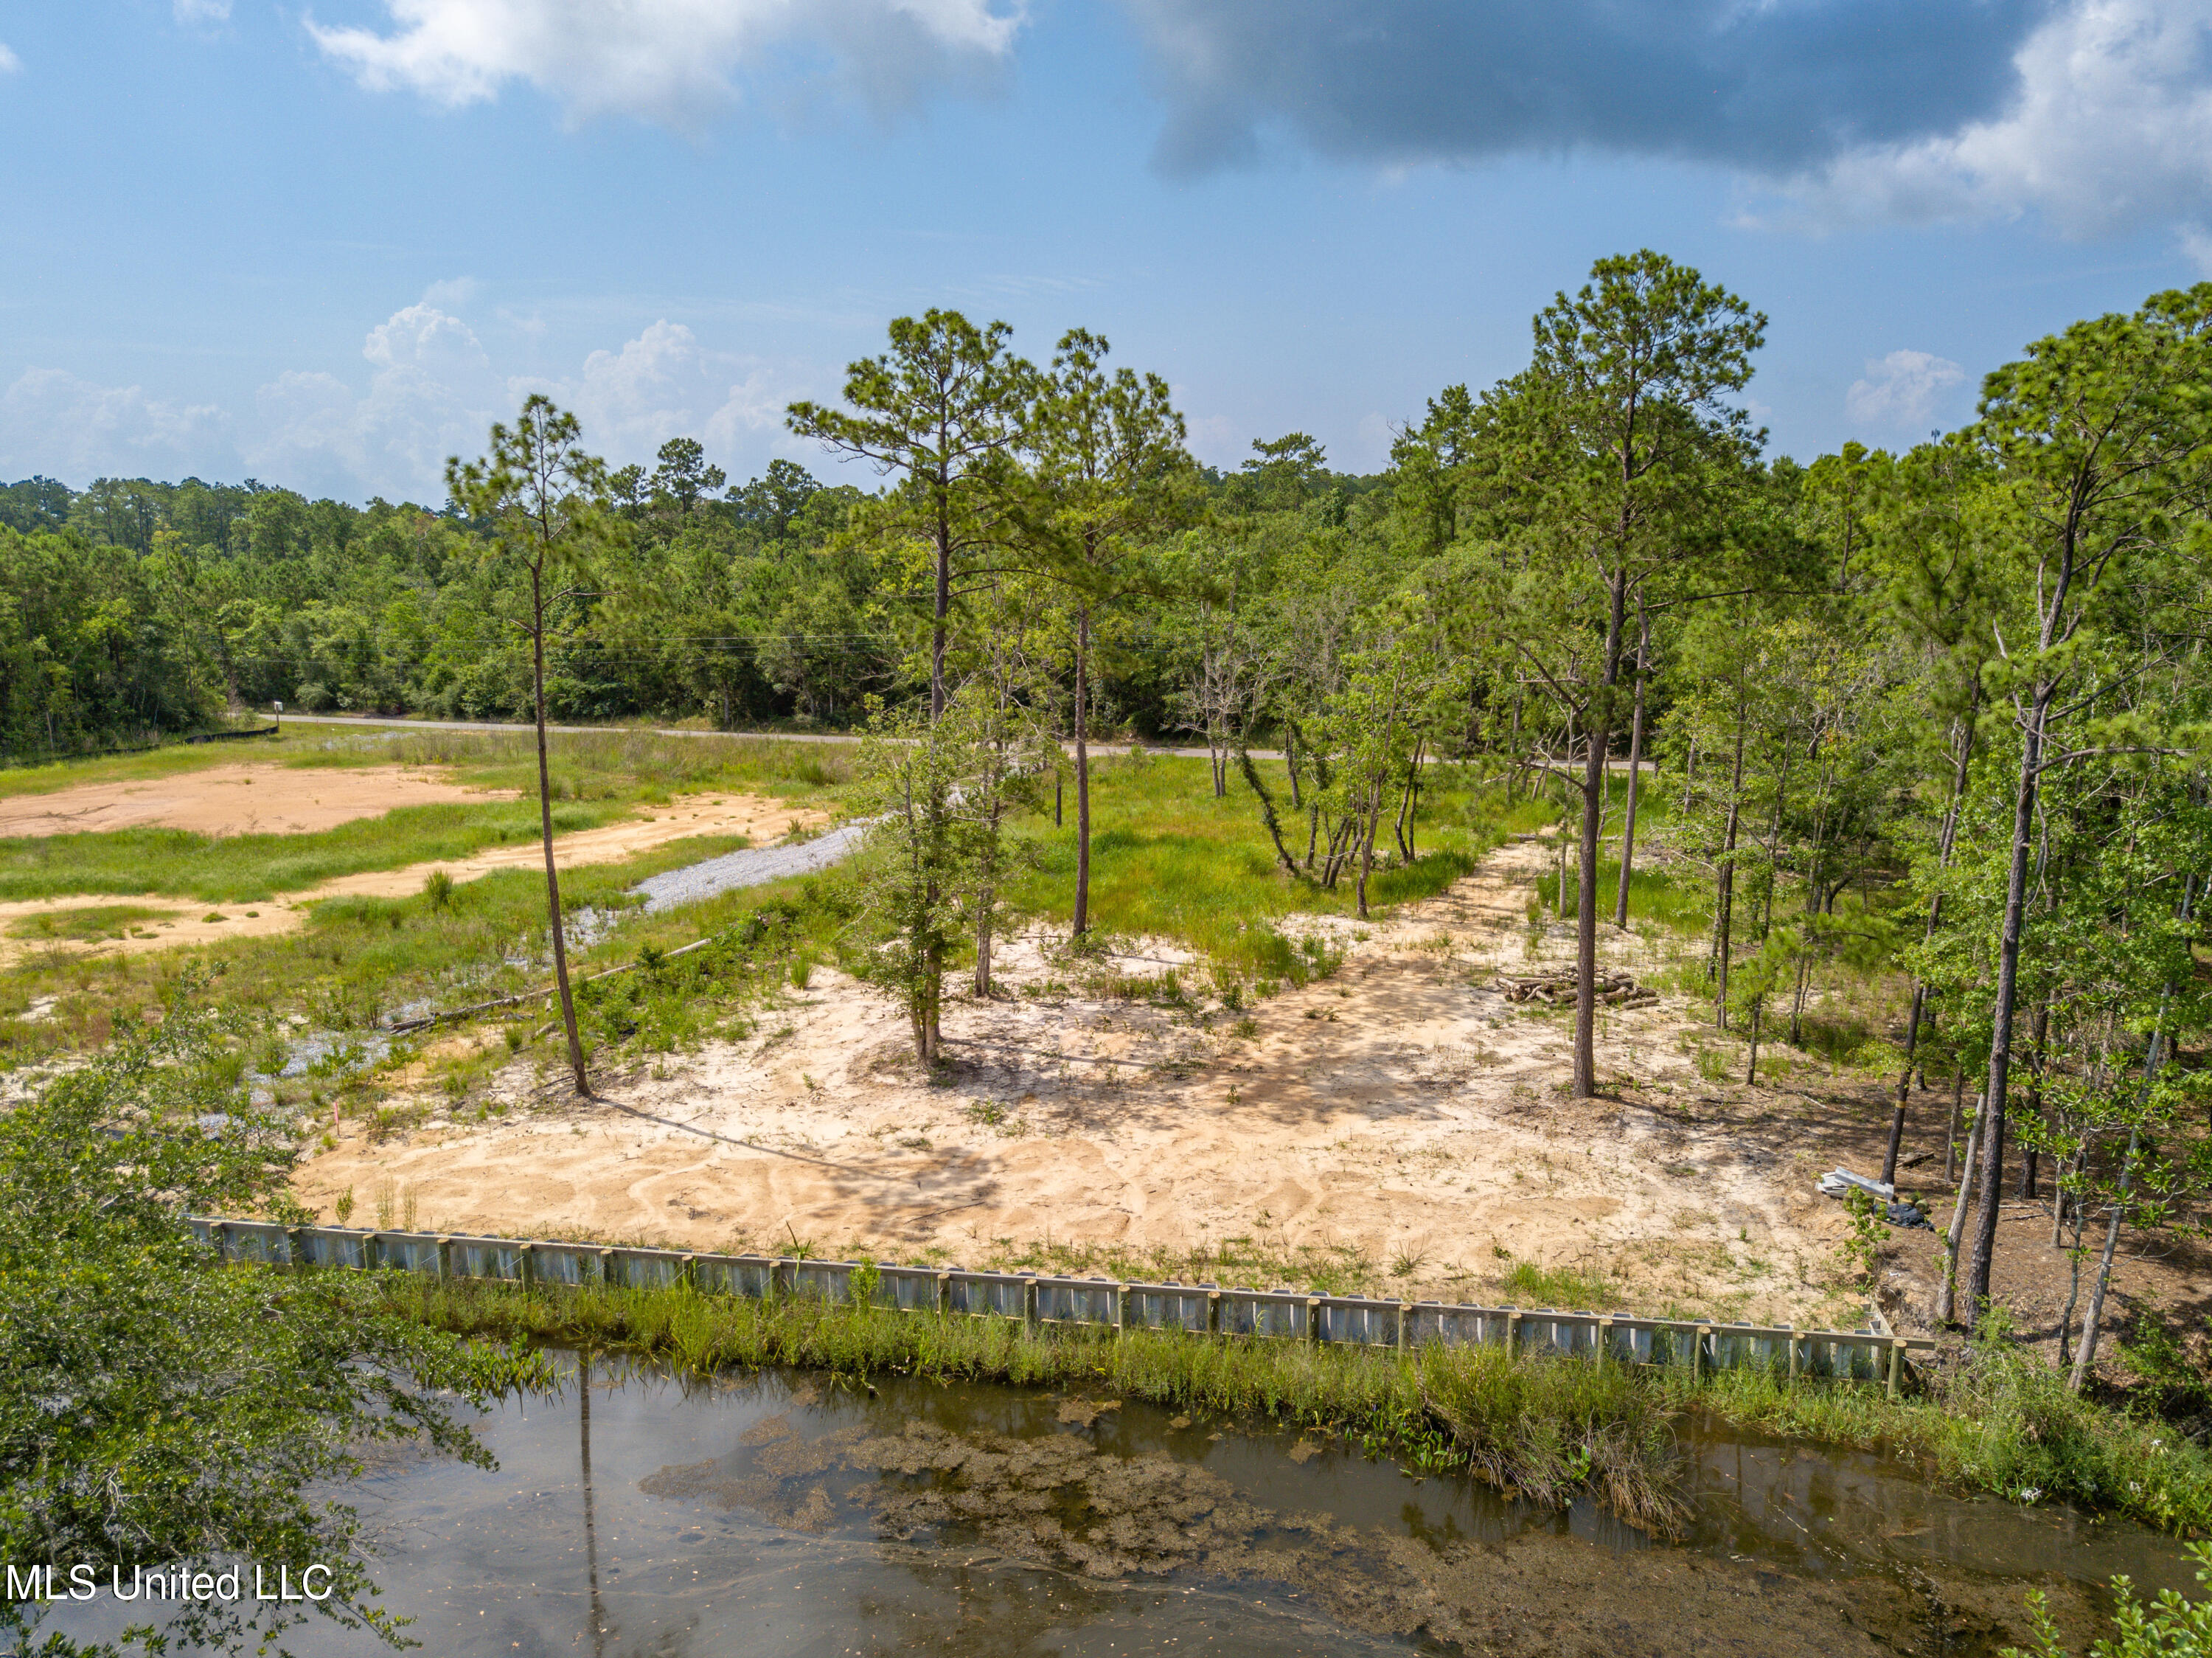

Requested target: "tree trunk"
[
  {"left": 2072, "top": 1186, "right": 2126, "bottom": 1392},
  {"left": 1572, "top": 572, "right": 1630, "bottom": 1100},
  {"left": 2073, "top": 873, "right": 2198, "bottom": 1389},
  {"left": 1935, "top": 1097, "right": 1984, "bottom": 1326},
  {"left": 1405, "top": 743, "right": 1422, "bottom": 861},
  {"left": 1357, "top": 793, "right": 1380, "bottom": 918},
  {"left": 1944, "top": 1064, "right": 1966, "bottom": 1182},
  {"left": 532, "top": 564, "right": 588, "bottom": 1097},
  {"left": 1880, "top": 993, "right": 1924, "bottom": 1185},
  {"left": 930, "top": 516, "right": 951, "bottom": 722},
  {"left": 1964, "top": 684, "right": 2054, "bottom": 1316},
  {"left": 1885, "top": 701, "right": 1978, "bottom": 1188},
  {"left": 1394, "top": 740, "right": 1423, "bottom": 861},
  {"left": 2020, "top": 999, "right": 2050, "bottom": 1199},
  {"left": 1613, "top": 611, "right": 1648, "bottom": 930},
  {"left": 1506, "top": 683, "right": 1524, "bottom": 803},
  {"left": 1711, "top": 718, "right": 1747, "bottom": 1026},
  {"left": 1072, "top": 603, "right": 1092, "bottom": 937}
]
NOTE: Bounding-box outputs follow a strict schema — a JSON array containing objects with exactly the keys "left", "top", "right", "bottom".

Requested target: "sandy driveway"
[{"left": 296, "top": 840, "right": 1858, "bottom": 1324}]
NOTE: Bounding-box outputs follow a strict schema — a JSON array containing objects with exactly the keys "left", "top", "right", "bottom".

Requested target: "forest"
[{"left": 7, "top": 249, "right": 2212, "bottom": 1374}]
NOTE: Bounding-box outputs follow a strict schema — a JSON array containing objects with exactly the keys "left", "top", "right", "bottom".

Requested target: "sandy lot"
[
  {"left": 296, "top": 839, "right": 1869, "bottom": 1324},
  {"left": 0, "top": 761, "right": 501, "bottom": 838},
  {"left": 0, "top": 787, "right": 827, "bottom": 968}
]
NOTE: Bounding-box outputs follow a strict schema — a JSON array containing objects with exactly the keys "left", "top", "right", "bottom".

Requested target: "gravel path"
[{"left": 631, "top": 822, "right": 871, "bottom": 914}]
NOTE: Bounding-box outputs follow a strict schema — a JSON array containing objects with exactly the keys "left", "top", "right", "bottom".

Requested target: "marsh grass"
[
  {"left": 392, "top": 1276, "right": 2212, "bottom": 1539},
  {"left": 1691, "top": 1333, "right": 2212, "bottom": 1537},
  {"left": 401, "top": 1276, "right": 1683, "bottom": 1525}
]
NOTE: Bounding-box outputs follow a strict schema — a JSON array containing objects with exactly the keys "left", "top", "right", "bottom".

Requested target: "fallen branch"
[{"left": 385, "top": 934, "right": 717, "bottom": 1036}]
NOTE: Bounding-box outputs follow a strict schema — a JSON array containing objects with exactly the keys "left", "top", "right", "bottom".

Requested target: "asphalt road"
[{"left": 274, "top": 711, "right": 1256, "bottom": 761}]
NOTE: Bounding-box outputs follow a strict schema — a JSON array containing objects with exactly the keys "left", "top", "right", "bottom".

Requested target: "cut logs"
[{"left": 1492, "top": 969, "right": 1657, "bottom": 1007}]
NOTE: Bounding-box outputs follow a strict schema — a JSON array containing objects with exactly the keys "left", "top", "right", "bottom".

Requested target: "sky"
[{"left": 4, "top": 0, "right": 2212, "bottom": 502}]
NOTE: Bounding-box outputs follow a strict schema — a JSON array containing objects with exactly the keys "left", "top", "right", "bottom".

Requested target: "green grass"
[
  {"left": 391, "top": 1276, "right": 2212, "bottom": 1539},
  {"left": 1003, "top": 755, "right": 1509, "bottom": 976},
  {"left": 1691, "top": 1333, "right": 2212, "bottom": 1539},
  {"left": 4, "top": 903, "right": 171, "bottom": 943},
  {"left": 1500, "top": 1260, "right": 1616, "bottom": 1309},
  {"left": 399, "top": 1274, "right": 1685, "bottom": 1529},
  {"left": 0, "top": 803, "right": 626, "bottom": 906},
  {"left": 0, "top": 727, "right": 855, "bottom": 906},
  {"left": 385, "top": 1274, "right": 2212, "bottom": 1549},
  {"left": 1534, "top": 854, "right": 1709, "bottom": 936},
  {"left": 0, "top": 831, "right": 845, "bottom": 1073}
]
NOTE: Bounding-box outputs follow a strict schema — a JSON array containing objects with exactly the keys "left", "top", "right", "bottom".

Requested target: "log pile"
[{"left": 1492, "top": 969, "right": 1657, "bottom": 1007}]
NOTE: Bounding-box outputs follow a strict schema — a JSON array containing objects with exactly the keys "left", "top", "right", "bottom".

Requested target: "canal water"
[{"left": 36, "top": 1359, "right": 2202, "bottom": 1656}]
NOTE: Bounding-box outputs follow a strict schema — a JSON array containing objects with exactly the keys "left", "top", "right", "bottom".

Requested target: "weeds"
[
  {"left": 401, "top": 1276, "right": 1681, "bottom": 1524},
  {"left": 1500, "top": 1260, "right": 1614, "bottom": 1309}
]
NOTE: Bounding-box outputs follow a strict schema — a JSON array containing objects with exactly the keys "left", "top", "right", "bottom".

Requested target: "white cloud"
[
  {"left": 306, "top": 0, "right": 1023, "bottom": 128},
  {"left": 235, "top": 308, "right": 813, "bottom": 499},
  {"left": 3, "top": 306, "right": 822, "bottom": 501},
  {"left": 175, "top": 0, "right": 233, "bottom": 22},
  {"left": 0, "top": 42, "right": 21, "bottom": 74},
  {"left": 1778, "top": 0, "right": 2212, "bottom": 237},
  {"left": 247, "top": 305, "right": 501, "bottom": 499},
  {"left": 2181, "top": 223, "right": 2212, "bottom": 275},
  {"left": 0, "top": 369, "right": 235, "bottom": 479},
  {"left": 1845, "top": 351, "right": 1969, "bottom": 431},
  {"left": 420, "top": 275, "right": 481, "bottom": 309},
  {"left": 517, "top": 317, "right": 806, "bottom": 465}
]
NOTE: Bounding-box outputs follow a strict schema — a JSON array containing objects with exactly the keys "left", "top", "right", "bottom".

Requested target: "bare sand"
[
  {"left": 296, "top": 840, "right": 1863, "bottom": 1323},
  {"left": 0, "top": 788, "right": 828, "bottom": 968},
  {"left": 0, "top": 761, "right": 501, "bottom": 838}
]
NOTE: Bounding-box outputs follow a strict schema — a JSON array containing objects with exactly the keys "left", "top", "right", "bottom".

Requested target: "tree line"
[{"left": 12, "top": 251, "right": 2212, "bottom": 1378}]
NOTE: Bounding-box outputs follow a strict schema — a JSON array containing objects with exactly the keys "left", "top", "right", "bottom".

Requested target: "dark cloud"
[{"left": 1123, "top": 0, "right": 2051, "bottom": 175}]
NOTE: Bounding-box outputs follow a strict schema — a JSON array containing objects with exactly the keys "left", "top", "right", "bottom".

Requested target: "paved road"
[
  {"left": 274, "top": 713, "right": 1656, "bottom": 774},
  {"left": 274, "top": 711, "right": 1256, "bottom": 761}
]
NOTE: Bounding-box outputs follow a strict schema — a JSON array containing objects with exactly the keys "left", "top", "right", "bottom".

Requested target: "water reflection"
[{"left": 34, "top": 1360, "right": 2197, "bottom": 1657}]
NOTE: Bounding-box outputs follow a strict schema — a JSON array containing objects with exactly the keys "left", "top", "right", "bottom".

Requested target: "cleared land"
[
  {"left": 11, "top": 735, "right": 2205, "bottom": 1350},
  {"left": 295, "top": 839, "right": 1871, "bottom": 1325},
  {"left": 0, "top": 760, "right": 500, "bottom": 836},
  {"left": 0, "top": 788, "right": 823, "bottom": 968}
]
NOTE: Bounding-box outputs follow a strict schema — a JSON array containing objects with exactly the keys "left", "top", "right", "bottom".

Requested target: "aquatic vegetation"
[{"left": 397, "top": 1275, "right": 2212, "bottom": 1541}]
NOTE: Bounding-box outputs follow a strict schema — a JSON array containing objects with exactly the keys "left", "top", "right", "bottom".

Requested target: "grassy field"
[
  {"left": 1004, "top": 753, "right": 1559, "bottom": 975},
  {"left": 0, "top": 726, "right": 860, "bottom": 1071},
  {"left": 0, "top": 726, "right": 855, "bottom": 906},
  {"left": 0, "top": 741, "right": 1548, "bottom": 1074}
]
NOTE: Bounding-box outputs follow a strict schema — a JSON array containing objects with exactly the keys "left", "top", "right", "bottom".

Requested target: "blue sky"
[{"left": 4, "top": 0, "right": 2211, "bottom": 502}]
